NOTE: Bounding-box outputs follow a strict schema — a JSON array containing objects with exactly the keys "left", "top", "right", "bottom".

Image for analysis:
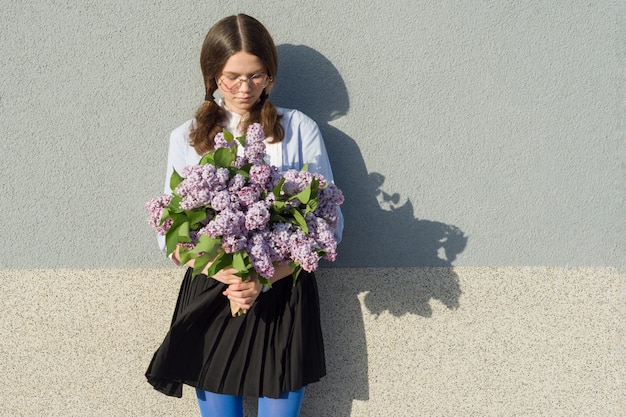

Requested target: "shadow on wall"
[
  {"left": 271, "top": 44, "right": 468, "bottom": 416},
  {"left": 272, "top": 44, "right": 468, "bottom": 270}
]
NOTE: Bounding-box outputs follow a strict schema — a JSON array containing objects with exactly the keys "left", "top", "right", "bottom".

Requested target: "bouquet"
[{"left": 145, "top": 123, "right": 344, "bottom": 316}]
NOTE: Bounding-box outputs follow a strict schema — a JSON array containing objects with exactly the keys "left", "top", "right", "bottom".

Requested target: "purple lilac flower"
[
  {"left": 288, "top": 229, "right": 320, "bottom": 272},
  {"left": 306, "top": 214, "right": 337, "bottom": 261},
  {"left": 234, "top": 156, "right": 247, "bottom": 169},
  {"left": 202, "top": 208, "right": 245, "bottom": 238},
  {"left": 249, "top": 164, "right": 272, "bottom": 188},
  {"left": 281, "top": 170, "right": 315, "bottom": 196},
  {"left": 247, "top": 233, "right": 274, "bottom": 279},
  {"left": 210, "top": 190, "right": 231, "bottom": 211},
  {"left": 245, "top": 201, "right": 270, "bottom": 231},
  {"left": 243, "top": 123, "right": 266, "bottom": 163},
  {"left": 228, "top": 192, "right": 242, "bottom": 212},
  {"left": 268, "top": 167, "right": 283, "bottom": 189},
  {"left": 245, "top": 123, "right": 265, "bottom": 144},
  {"left": 214, "top": 132, "right": 235, "bottom": 149},
  {"left": 145, "top": 195, "right": 173, "bottom": 235},
  {"left": 222, "top": 234, "right": 248, "bottom": 254},
  {"left": 268, "top": 222, "right": 294, "bottom": 262},
  {"left": 238, "top": 185, "right": 261, "bottom": 207},
  {"left": 244, "top": 142, "right": 266, "bottom": 165},
  {"left": 177, "top": 164, "right": 230, "bottom": 210},
  {"left": 215, "top": 167, "right": 231, "bottom": 184},
  {"left": 319, "top": 183, "right": 345, "bottom": 206},
  {"left": 315, "top": 184, "right": 344, "bottom": 227},
  {"left": 264, "top": 192, "right": 276, "bottom": 207},
  {"left": 228, "top": 173, "right": 246, "bottom": 192}
]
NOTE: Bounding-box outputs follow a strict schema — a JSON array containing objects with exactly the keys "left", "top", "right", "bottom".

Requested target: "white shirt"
[{"left": 158, "top": 103, "right": 344, "bottom": 252}]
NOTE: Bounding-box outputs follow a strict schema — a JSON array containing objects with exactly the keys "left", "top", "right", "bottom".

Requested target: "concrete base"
[{"left": 1, "top": 267, "right": 623, "bottom": 416}]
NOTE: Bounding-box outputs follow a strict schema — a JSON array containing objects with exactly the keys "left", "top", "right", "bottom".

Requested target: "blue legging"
[{"left": 195, "top": 387, "right": 305, "bottom": 417}]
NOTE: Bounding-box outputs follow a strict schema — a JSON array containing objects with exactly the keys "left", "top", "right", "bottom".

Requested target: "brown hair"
[{"left": 189, "top": 14, "right": 283, "bottom": 155}]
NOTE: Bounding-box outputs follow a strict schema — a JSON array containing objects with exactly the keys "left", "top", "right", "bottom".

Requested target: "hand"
[
  {"left": 223, "top": 276, "right": 262, "bottom": 310},
  {"left": 210, "top": 267, "right": 243, "bottom": 286},
  {"left": 223, "top": 265, "right": 294, "bottom": 311}
]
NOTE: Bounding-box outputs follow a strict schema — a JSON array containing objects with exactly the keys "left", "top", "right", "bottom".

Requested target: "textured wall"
[
  {"left": 1, "top": 1, "right": 624, "bottom": 416},
  {"left": 1, "top": 1, "right": 623, "bottom": 268}
]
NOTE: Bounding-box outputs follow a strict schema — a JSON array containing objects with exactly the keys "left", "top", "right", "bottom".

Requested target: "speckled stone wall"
[
  {"left": 1, "top": 268, "right": 623, "bottom": 416},
  {"left": 1, "top": 1, "right": 624, "bottom": 416},
  {"left": 1, "top": 1, "right": 624, "bottom": 268}
]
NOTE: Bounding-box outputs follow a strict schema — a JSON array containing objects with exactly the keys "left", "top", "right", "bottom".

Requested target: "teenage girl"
[{"left": 146, "top": 14, "right": 343, "bottom": 417}]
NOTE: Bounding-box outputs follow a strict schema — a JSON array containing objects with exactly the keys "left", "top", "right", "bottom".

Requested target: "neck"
[{"left": 224, "top": 103, "right": 249, "bottom": 117}]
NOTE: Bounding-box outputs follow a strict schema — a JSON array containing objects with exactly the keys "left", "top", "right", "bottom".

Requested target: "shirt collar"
[{"left": 218, "top": 98, "right": 248, "bottom": 135}]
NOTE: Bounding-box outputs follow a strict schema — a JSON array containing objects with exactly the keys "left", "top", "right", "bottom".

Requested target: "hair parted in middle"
[{"left": 190, "top": 14, "right": 284, "bottom": 155}]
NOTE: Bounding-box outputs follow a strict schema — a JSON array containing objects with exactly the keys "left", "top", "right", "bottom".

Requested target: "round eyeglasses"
[{"left": 217, "top": 73, "right": 272, "bottom": 92}]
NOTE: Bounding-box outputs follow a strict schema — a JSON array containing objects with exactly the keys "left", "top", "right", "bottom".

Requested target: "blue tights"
[{"left": 195, "top": 387, "right": 306, "bottom": 417}]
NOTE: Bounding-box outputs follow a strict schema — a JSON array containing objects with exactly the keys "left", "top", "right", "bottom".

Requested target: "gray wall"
[
  {"left": 1, "top": 1, "right": 624, "bottom": 416},
  {"left": 1, "top": 1, "right": 623, "bottom": 268}
]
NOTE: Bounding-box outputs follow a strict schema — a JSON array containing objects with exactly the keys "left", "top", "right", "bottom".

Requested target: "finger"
[
  {"left": 228, "top": 281, "right": 253, "bottom": 291},
  {"left": 227, "top": 288, "right": 259, "bottom": 306},
  {"left": 226, "top": 294, "right": 250, "bottom": 309}
]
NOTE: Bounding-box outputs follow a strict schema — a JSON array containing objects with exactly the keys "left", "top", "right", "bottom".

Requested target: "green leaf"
[
  {"left": 177, "top": 221, "right": 191, "bottom": 241},
  {"left": 258, "top": 275, "right": 271, "bottom": 287},
  {"left": 170, "top": 168, "right": 184, "bottom": 192},
  {"left": 271, "top": 201, "right": 286, "bottom": 211},
  {"left": 191, "top": 234, "right": 221, "bottom": 258},
  {"left": 236, "top": 134, "right": 246, "bottom": 147},
  {"left": 310, "top": 177, "right": 321, "bottom": 199},
  {"left": 205, "top": 252, "right": 234, "bottom": 278},
  {"left": 178, "top": 246, "right": 194, "bottom": 266},
  {"left": 291, "top": 209, "right": 309, "bottom": 234},
  {"left": 187, "top": 209, "right": 207, "bottom": 227},
  {"left": 159, "top": 207, "right": 170, "bottom": 226},
  {"left": 166, "top": 211, "right": 185, "bottom": 229},
  {"left": 273, "top": 177, "right": 286, "bottom": 197},
  {"left": 232, "top": 251, "right": 249, "bottom": 273},
  {"left": 167, "top": 195, "right": 183, "bottom": 213},
  {"left": 291, "top": 264, "right": 302, "bottom": 286},
  {"left": 164, "top": 217, "right": 188, "bottom": 255},
  {"left": 192, "top": 253, "right": 212, "bottom": 278},
  {"left": 214, "top": 147, "right": 235, "bottom": 168},
  {"left": 237, "top": 163, "right": 253, "bottom": 176},
  {"left": 301, "top": 163, "right": 309, "bottom": 172},
  {"left": 165, "top": 231, "right": 178, "bottom": 256},
  {"left": 199, "top": 152, "right": 215, "bottom": 165},
  {"left": 306, "top": 199, "right": 318, "bottom": 214},
  {"left": 291, "top": 183, "right": 312, "bottom": 204},
  {"left": 223, "top": 129, "right": 234, "bottom": 142},
  {"left": 270, "top": 214, "right": 289, "bottom": 223}
]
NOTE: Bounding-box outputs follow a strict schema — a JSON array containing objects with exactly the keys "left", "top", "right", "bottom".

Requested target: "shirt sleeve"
[
  {"left": 295, "top": 113, "right": 345, "bottom": 244},
  {"left": 157, "top": 121, "right": 196, "bottom": 253}
]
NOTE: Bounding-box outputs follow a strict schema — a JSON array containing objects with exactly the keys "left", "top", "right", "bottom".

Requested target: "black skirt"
[{"left": 145, "top": 268, "right": 326, "bottom": 399}]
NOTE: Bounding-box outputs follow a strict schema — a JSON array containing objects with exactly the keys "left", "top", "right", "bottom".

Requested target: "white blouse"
[{"left": 158, "top": 102, "right": 344, "bottom": 252}]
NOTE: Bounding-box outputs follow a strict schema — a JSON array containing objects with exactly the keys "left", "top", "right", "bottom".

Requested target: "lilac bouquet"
[{"left": 146, "top": 123, "right": 343, "bottom": 313}]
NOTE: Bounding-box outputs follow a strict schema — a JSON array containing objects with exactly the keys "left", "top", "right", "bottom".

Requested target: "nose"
[{"left": 238, "top": 78, "right": 252, "bottom": 93}]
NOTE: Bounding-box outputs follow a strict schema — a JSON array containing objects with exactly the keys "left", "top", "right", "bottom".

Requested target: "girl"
[{"left": 145, "top": 14, "right": 343, "bottom": 417}]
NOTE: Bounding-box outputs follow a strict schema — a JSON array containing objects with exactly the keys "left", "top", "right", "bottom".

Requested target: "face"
[{"left": 216, "top": 51, "right": 272, "bottom": 115}]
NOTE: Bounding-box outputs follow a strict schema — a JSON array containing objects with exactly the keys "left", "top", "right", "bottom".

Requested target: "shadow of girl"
[{"left": 271, "top": 44, "right": 467, "bottom": 416}]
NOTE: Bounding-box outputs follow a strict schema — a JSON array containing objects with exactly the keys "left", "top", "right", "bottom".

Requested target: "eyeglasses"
[{"left": 217, "top": 73, "right": 272, "bottom": 92}]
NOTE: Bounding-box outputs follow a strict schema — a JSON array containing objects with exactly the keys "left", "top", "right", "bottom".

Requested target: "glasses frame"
[{"left": 216, "top": 73, "right": 273, "bottom": 93}]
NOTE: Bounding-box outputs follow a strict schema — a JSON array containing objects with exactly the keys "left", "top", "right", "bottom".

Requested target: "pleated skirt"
[{"left": 145, "top": 268, "right": 326, "bottom": 399}]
